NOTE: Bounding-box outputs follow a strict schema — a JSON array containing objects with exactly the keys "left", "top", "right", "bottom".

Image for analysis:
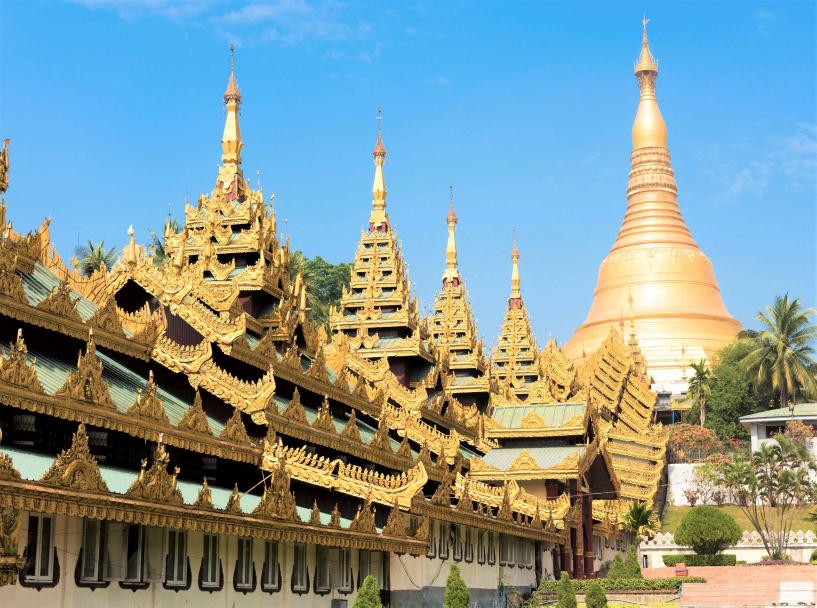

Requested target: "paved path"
[{"left": 645, "top": 566, "right": 817, "bottom": 607}]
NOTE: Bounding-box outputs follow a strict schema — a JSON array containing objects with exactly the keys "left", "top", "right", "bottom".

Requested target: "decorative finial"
[
  {"left": 509, "top": 230, "right": 521, "bottom": 304},
  {"left": 634, "top": 15, "right": 658, "bottom": 77},
  {"left": 642, "top": 13, "right": 649, "bottom": 32},
  {"left": 224, "top": 43, "right": 241, "bottom": 104},
  {"left": 442, "top": 185, "right": 459, "bottom": 285},
  {"left": 373, "top": 107, "right": 386, "bottom": 159}
]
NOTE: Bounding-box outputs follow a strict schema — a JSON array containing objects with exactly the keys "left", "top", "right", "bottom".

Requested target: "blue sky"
[{"left": 1, "top": 0, "right": 815, "bottom": 349}]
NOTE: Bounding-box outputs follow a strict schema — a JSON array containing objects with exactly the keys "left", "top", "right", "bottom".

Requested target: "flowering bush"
[
  {"left": 776, "top": 419, "right": 815, "bottom": 448},
  {"left": 669, "top": 424, "right": 721, "bottom": 460}
]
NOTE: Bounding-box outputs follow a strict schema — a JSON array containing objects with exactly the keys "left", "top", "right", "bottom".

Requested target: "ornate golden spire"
[
  {"left": 216, "top": 44, "right": 247, "bottom": 200},
  {"left": 370, "top": 107, "right": 388, "bottom": 230},
  {"left": 563, "top": 19, "right": 741, "bottom": 392},
  {"left": 509, "top": 233, "right": 522, "bottom": 306},
  {"left": 442, "top": 186, "right": 460, "bottom": 285},
  {"left": 632, "top": 15, "right": 666, "bottom": 150}
]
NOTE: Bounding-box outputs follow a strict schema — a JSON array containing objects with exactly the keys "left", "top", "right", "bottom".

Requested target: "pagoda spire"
[
  {"left": 442, "top": 185, "right": 460, "bottom": 286},
  {"left": 216, "top": 44, "right": 247, "bottom": 200},
  {"left": 563, "top": 18, "right": 741, "bottom": 392},
  {"left": 509, "top": 233, "right": 522, "bottom": 308},
  {"left": 370, "top": 107, "right": 388, "bottom": 231}
]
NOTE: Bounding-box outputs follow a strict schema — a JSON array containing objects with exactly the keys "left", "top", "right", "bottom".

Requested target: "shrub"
[
  {"left": 556, "top": 571, "right": 577, "bottom": 608},
  {"left": 585, "top": 581, "right": 608, "bottom": 608},
  {"left": 810, "top": 549, "right": 817, "bottom": 565},
  {"left": 353, "top": 575, "right": 382, "bottom": 608},
  {"left": 536, "top": 577, "right": 706, "bottom": 594},
  {"left": 777, "top": 419, "right": 815, "bottom": 448},
  {"left": 623, "top": 547, "right": 643, "bottom": 578},
  {"left": 683, "top": 488, "right": 699, "bottom": 506},
  {"left": 606, "top": 554, "right": 625, "bottom": 579},
  {"left": 675, "top": 506, "right": 741, "bottom": 555},
  {"left": 662, "top": 554, "right": 737, "bottom": 567},
  {"left": 443, "top": 564, "right": 469, "bottom": 608}
]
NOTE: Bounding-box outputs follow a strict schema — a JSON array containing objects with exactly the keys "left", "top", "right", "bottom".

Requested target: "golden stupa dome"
[{"left": 563, "top": 19, "right": 741, "bottom": 392}]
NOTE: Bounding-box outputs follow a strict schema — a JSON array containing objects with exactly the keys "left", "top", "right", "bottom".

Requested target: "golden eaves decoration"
[
  {"left": 220, "top": 408, "right": 251, "bottom": 443},
  {"left": 56, "top": 335, "right": 115, "bottom": 408},
  {"left": 253, "top": 456, "right": 299, "bottom": 522},
  {"left": 126, "top": 439, "right": 183, "bottom": 505},
  {"left": 87, "top": 296, "right": 124, "bottom": 335},
  {"left": 40, "top": 423, "right": 109, "bottom": 493},
  {"left": 520, "top": 411, "right": 548, "bottom": 429},
  {"left": 382, "top": 499, "right": 407, "bottom": 537},
  {"left": 36, "top": 281, "right": 82, "bottom": 322},
  {"left": 508, "top": 450, "right": 541, "bottom": 472},
  {"left": 312, "top": 396, "right": 337, "bottom": 434},
  {"left": 177, "top": 390, "right": 212, "bottom": 435},
  {"left": 281, "top": 387, "right": 307, "bottom": 424},
  {"left": 340, "top": 409, "right": 361, "bottom": 442},
  {"left": 225, "top": 484, "right": 242, "bottom": 513},
  {"left": 348, "top": 498, "right": 376, "bottom": 534},
  {"left": 0, "top": 328, "right": 43, "bottom": 393},
  {"left": 194, "top": 478, "right": 214, "bottom": 510},
  {"left": 127, "top": 370, "right": 169, "bottom": 424}
]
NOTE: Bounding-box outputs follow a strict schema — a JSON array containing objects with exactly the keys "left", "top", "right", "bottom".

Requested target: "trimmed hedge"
[
  {"left": 662, "top": 554, "right": 737, "bottom": 567},
  {"left": 537, "top": 577, "right": 706, "bottom": 593}
]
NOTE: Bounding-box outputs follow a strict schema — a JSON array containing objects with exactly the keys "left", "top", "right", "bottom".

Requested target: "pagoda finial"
[
  {"left": 632, "top": 15, "right": 666, "bottom": 149},
  {"left": 216, "top": 43, "right": 247, "bottom": 200},
  {"left": 442, "top": 185, "right": 459, "bottom": 285},
  {"left": 369, "top": 106, "right": 388, "bottom": 230},
  {"left": 509, "top": 231, "right": 522, "bottom": 306}
]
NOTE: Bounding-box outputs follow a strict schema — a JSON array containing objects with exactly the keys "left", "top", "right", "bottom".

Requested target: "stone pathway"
[{"left": 645, "top": 566, "right": 817, "bottom": 607}]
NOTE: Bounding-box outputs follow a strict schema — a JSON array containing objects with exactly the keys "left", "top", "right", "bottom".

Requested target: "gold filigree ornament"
[
  {"left": 126, "top": 437, "right": 183, "bottom": 504},
  {"left": 56, "top": 333, "right": 115, "bottom": 408},
  {"left": 0, "top": 329, "right": 43, "bottom": 393},
  {"left": 40, "top": 423, "right": 109, "bottom": 492}
]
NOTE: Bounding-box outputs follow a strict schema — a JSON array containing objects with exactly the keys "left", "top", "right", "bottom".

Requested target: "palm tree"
[
  {"left": 147, "top": 218, "right": 180, "bottom": 266},
  {"left": 74, "top": 240, "right": 117, "bottom": 277},
  {"left": 688, "top": 359, "right": 712, "bottom": 427},
  {"left": 743, "top": 294, "right": 817, "bottom": 408},
  {"left": 622, "top": 502, "right": 659, "bottom": 540}
]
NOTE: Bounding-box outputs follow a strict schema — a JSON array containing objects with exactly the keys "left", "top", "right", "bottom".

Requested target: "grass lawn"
[{"left": 662, "top": 505, "right": 815, "bottom": 533}]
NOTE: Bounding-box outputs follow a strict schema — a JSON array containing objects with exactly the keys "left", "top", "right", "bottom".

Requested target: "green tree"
[
  {"left": 742, "top": 294, "right": 817, "bottom": 407},
  {"left": 718, "top": 435, "right": 817, "bottom": 559},
  {"left": 353, "top": 574, "right": 383, "bottom": 608},
  {"left": 688, "top": 359, "right": 712, "bottom": 427},
  {"left": 442, "top": 564, "right": 469, "bottom": 608},
  {"left": 147, "top": 218, "right": 180, "bottom": 266},
  {"left": 290, "top": 250, "right": 351, "bottom": 329},
  {"left": 605, "top": 554, "right": 625, "bottom": 579},
  {"left": 622, "top": 502, "right": 659, "bottom": 540},
  {"left": 74, "top": 240, "right": 117, "bottom": 277},
  {"left": 622, "top": 546, "right": 643, "bottom": 578},
  {"left": 556, "top": 571, "right": 576, "bottom": 608},
  {"left": 674, "top": 506, "right": 741, "bottom": 555},
  {"left": 585, "top": 580, "right": 608, "bottom": 608},
  {"left": 699, "top": 340, "right": 772, "bottom": 440}
]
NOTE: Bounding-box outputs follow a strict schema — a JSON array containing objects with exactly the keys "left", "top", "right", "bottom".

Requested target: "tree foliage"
[
  {"left": 684, "top": 340, "right": 773, "bottom": 441},
  {"left": 687, "top": 359, "right": 712, "bottom": 427},
  {"left": 442, "top": 564, "right": 469, "bottom": 608},
  {"left": 353, "top": 574, "right": 383, "bottom": 608},
  {"left": 717, "top": 435, "right": 817, "bottom": 559},
  {"left": 147, "top": 218, "right": 180, "bottom": 266},
  {"left": 674, "top": 506, "right": 742, "bottom": 555},
  {"left": 74, "top": 240, "right": 117, "bottom": 277},
  {"left": 585, "top": 580, "right": 608, "bottom": 608},
  {"left": 622, "top": 502, "right": 659, "bottom": 540},
  {"left": 742, "top": 294, "right": 817, "bottom": 407},
  {"left": 556, "top": 571, "right": 577, "bottom": 608},
  {"left": 290, "top": 250, "right": 351, "bottom": 329}
]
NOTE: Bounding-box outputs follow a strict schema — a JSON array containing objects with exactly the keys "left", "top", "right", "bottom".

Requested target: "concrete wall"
[
  {"left": 667, "top": 462, "right": 698, "bottom": 506},
  {"left": 640, "top": 530, "right": 817, "bottom": 567}
]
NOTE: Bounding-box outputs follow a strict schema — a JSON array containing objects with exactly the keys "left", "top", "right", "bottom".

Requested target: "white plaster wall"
[
  {"left": 4, "top": 514, "right": 365, "bottom": 608},
  {"left": 667, "top": 463, "right": 698, "bottom": 506}
]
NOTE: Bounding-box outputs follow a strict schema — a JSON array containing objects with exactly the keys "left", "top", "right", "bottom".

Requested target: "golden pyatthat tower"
[{"left": 563, "top": 20, "right": 741, "bottom": 393}]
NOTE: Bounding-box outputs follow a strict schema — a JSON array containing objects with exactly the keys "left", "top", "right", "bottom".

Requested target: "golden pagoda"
[
  {"left": 563, "top": 19, "right": 741, "bottom": 392},
  {"left": 427, "top": 188, "right": 490, "bottom": 410},
  {"left": 329, "top": 112, "right": 434, "bottom": 385},
  {"left": 491, "top": 240, "right": 541, "bottom": 399}
]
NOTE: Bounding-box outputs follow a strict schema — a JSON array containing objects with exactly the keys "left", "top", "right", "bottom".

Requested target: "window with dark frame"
[
  {"left": 235, "top": 537, "right": 253, "bottom": 590},
  {"left": 124, "top": 524, "right": 145, "bottom": 583},
  {"left": 165, "top": 529, "right": 187, "bottom": 587},
  {"left": 477, "top": 530, "right": 485, "bottom": 564},
  {"left": 358, "top": 549, "right": 371, "bottom": 587},
  {"left": 425, "top": 522, "right": 436, "bottom": 558},
  {"left": 314, "top": 545, "right": 331, "bottom": 593},
  {"left": 438, "top": 522, "right": 449, "bottom": 560},
  {"left": 292, "top": 543, "right": 308, "bottom": 592},
  {"left": 452, "top": 525, "right": 462, "bottom": 561},
  {"left": 80, "top": 519, "right": 104, "bottom": 582},
  {"left": 25, "top": 514, "right": 54, "bottom": 583},
  {"left": 337, "top": 548, "right": 352, "bottom": 592},
  {"left": 262, "top": 541, "right": 279, "bottom": 591},
  {"left": 487, "top": 531, "right": 496, "bottom": 565},
  {"left": 464, "top": 527, "right": 473, "bottom": 563},
  {"left": 201, "top": 534, "right": 220, "bottom": 588}
]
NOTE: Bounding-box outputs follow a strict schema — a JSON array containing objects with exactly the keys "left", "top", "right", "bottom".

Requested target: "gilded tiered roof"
[
  {"left": 427, "top": 192, "right": 490, "bottom": 405},
  {"left": 329, "top": 119, "right": 432, "bottom": 366},
  {"left": 491, "top": 242, "right": 540, "bottom": 399}
]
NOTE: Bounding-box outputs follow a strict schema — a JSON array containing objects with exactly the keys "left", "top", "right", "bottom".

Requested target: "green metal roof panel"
[
  {"left": 491, "top": 403, "right": 587, "bottom": 429},
  {"left": 740, "top": 403, "right": 817, "bottom": 421},
  {"left": 481, "top": 444, "right": 584, "bottom": 471},
  {"left": 20, "top": 262, "right": 99, "bottom": 322},
  {"left": 0, "top": 342, "right": 224, "bottom": 435}
]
